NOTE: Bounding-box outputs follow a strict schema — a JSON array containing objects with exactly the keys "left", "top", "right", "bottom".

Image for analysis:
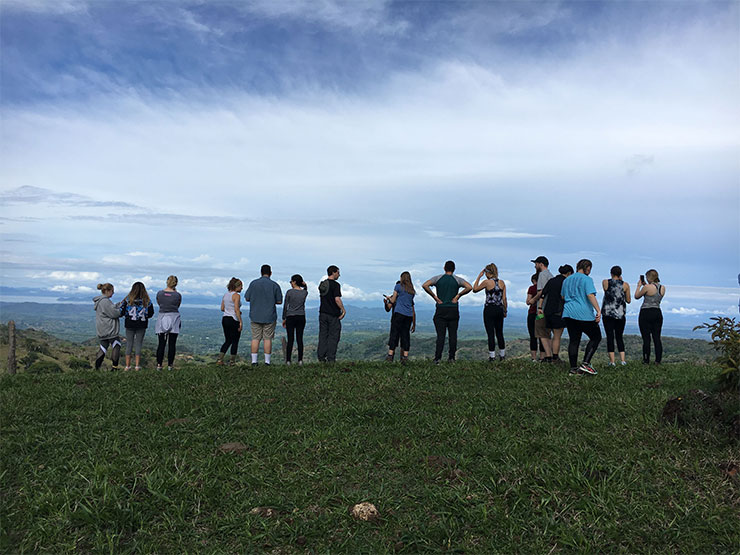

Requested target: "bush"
[
  {"left": 27, "top": 360, "right": 62, "bottom": 374},
  {"left": 694, "top": 317, "right": 739, "bottom": 392},
  {"left": 20, "top": 351, "right": 40, "bottom": 369},
  {"left": 68, "top": 356, "right": 91, "bottom": 370}
]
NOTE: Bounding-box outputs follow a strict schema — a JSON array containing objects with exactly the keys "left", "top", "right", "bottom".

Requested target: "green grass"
[{"left": 1, "top": 360, "right": 738, "bottom": 553}]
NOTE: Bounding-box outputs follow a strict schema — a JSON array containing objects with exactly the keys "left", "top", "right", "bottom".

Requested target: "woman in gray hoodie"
[{"left": 93, "top": 283, "right": 122, "bottom": 370}]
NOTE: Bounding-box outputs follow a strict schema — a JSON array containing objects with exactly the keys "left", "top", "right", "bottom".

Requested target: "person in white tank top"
[{"left": 218, "top": 278, "right": 243, "bottom": 365}]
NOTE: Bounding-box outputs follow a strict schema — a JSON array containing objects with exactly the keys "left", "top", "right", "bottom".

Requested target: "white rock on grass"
[{"left": 351, "top": 502, "right": 379, "bottom": 521}]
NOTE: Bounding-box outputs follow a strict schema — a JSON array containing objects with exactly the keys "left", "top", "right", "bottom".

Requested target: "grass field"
[{"left": 1, "top": 360, "right": 738, "bottom": 553}]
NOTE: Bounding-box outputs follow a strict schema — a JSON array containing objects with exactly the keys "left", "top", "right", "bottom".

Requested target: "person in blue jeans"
[
  {"left": 561, "top": 259, "right": 602, "bottom": 375},
  {"left": 383, "top": 271, "right": 417, "bottom": 364},
  {"left": 422, "top": 260, "right": 472, "bottom": 363}
]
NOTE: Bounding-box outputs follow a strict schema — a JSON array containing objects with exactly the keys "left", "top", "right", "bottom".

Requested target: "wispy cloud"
[{"left": 1, "top": 186, "right": 139, "bottom": 209}]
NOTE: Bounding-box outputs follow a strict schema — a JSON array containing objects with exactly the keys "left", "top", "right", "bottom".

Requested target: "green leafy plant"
[
  {"left": 694, "top": 316, "right": 739, "bottom": 391},
  {"left": 26, "top": 360, "right": 62, "bottom": 374}
]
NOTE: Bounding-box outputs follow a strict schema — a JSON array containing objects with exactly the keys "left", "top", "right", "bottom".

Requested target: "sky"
[{"left": 1, "top": 0, "right": 738, "bottom": 320}]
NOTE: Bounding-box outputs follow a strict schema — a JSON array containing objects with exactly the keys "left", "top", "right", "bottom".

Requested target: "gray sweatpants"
[
  {"left": 317, "top": 313, "right": 341, "bottom": 362},
  {"left": 125, "top": 328, "right": 146, "bottom": 356}
]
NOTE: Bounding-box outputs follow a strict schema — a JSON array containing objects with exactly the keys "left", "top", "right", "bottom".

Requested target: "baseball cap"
[{"left": 530, "top": 256, "right": 549, "bottom": 265}]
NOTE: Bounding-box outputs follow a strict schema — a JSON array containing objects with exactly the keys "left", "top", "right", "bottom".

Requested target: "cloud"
[
  {"left": 47, "top": 270, "right": 100, "bottom": 281},
  {"left": 670, "top": 307, "right": 703, "bottom": 315},
  {"left": 1, "top": 186, "right": 139, "bottom": 209},
  {"left": 455, "top": 231, "right": 554, "bottom": 240},
  {"left": 624, "top": 154, "right": 655, "bottom": 176}
]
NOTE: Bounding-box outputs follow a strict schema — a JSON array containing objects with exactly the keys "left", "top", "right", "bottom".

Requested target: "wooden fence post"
[{"left": 8, "top": 320, "right": 16, "bottom": 375}]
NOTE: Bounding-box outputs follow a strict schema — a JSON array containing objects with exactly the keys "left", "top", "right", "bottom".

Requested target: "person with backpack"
[
  {"left": 601, "top": 265, "right": 631, "bottom": 366},
  {"left": 473, "top": 263, "right": 508, "bottom": 362},
  {"left": 422, "top": 260, "right": 472, "bottom": 363},
  {"left": 317, "top": 265, "right": 345, "bottom": 362},
  {"left": 93, "top": 282, "right": 122, "bottom": 371},
  {"left": 155, "top": 275, "right": 182, "bottom": 371},
  {"left": 541, "top": 264, "right": 574, "bottom": 364},
  {"left": 383, "top": 271, "right": 416, "bottom": 364},
  {"left": 282, "top": 274, "right": 308, "bottom": 365},
  {"left": 119, "top": 281, "right": 154, "bottom": 371}
]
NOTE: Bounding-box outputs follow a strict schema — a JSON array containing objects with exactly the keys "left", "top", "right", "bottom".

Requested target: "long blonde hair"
[
  {"left": 399, "top": 271, "right": 415, "bottom": 295},
  {"left": 126, "top": 281, "right": 150, "bottom": 305},
  {"left": 484, "top": 263, "right": 498, "bottom": 280}
]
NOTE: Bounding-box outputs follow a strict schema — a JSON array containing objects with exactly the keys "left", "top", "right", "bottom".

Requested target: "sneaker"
[
  {"left": 134, "top": 366, "right": 141, "bottom": 371},
  {"left": 447, "top": 357, "right": 456, "bottom": 363},
  {"left": 400, "top": 356, "right": 408, "bottom": 365},
  {"left": 124, "top": 366, "right": 131, "bottom": 372},
  {"left": 531, "top": 358, "right": 539, "bottom": 363},
  {"left": 433, "top": 359, "right": 441, "bottom": 365},
  {"left": 167, "top": 366, "right": 173, "bottom": 371},
  {"left": 569, "top": 367, "right": 582, "bottom": 375},
  {"left": 286, "top": 360, "right": 292, "bottom": 366},
  {"left": 620, "top": 360, "right": 627, "bottom": 366},
  {"left": 498, "top": 355, "right": 506, "bottom": 362},
  {"left": 607, "top": 362, "right": 616, "bottom": 367},
  {"left": 252, "top": 362, "right": 259, "bottom": 367},
  {"left": 579, "top": 362, "right": 597, "bottom": 375},
  {"left": 298, "top": 360, "right": 303, "bottom": 366},
  {"left": 156, "top": 365, "right": 163, "bottom": 371},
  {"left": 385, "top": 354, "right": 394, "bottom": 362},
  {"left": 488, "top": 356, "right": 496, "bottom": 362}
]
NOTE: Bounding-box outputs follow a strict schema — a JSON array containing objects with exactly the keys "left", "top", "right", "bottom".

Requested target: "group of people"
[
  {"left": 91, "top": 257, "right": 666, "bottom": 373},
  {"left": 93, "top": 276, "right": 181, "bottom": 371},
  {"left": 525, "top": 256, "right": 665, "bottom": 375}
]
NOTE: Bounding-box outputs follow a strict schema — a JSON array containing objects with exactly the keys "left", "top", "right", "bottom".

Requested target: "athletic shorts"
[
  {"left": 251, "top": 321, "right": 276, "bottom": 341},
  {"left": 545, "top": 314, "right": 565, "bottom": 330},
  {"left": 534, "top": 316, "right": 552, "bottom": 339}
]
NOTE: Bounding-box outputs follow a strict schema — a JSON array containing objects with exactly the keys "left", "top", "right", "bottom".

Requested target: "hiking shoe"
[{"left": 579, "top": 362, "right": 597, "bottom": 375}]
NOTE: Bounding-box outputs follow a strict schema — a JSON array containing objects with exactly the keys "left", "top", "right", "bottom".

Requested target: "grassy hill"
[
  {"left": 0, "top": 323, "right": 719, "bottom": 375},
  {"left": 1, "top": 359, "right": 737, "bottom": 552}
]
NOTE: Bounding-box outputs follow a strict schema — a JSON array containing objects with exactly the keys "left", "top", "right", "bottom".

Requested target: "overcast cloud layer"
[{"left": 1, "top": 0, "right": 738, "bottom": 318}]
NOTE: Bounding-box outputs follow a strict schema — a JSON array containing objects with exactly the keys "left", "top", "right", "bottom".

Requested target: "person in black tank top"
[{"left": 473, "top": 263, "right": 508, "bottom": 361}]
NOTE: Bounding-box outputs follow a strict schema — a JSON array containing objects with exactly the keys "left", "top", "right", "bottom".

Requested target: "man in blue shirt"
[{"left": 244, "top": 265, "right": 283, "bottom": 366}]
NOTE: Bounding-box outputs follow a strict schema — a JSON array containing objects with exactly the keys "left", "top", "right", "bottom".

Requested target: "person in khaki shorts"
[
  {"left": 530, "top": 256, "right": 555, "bottom": 363},
  {"left": 244, "top": 264, "right": 283, "bottom": 366}
]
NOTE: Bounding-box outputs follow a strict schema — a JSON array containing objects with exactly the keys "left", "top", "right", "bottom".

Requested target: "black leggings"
[
  {"left": 564, "top": 318, "right": 601, "bottom": 369},
  {"left": 220, "top": 316, "right": 241, "bottom": 355},
  {"left": 156, "top": 333, "right": 178, "bottom": 366},
  {"left": 388, "top": 312, "right": 413, "bottom": 352},
  {"left": 483, "top": 305, "right": 505, "bottom": 351},
  {"left": 95, "top": 337, "right": 121, "bottom": 369},
  {"left": 285, "top": 315, "right": 306, "bottom": 362},
  {"left": 602, "top": 316, "right": 626, "bottom": 353},
  {"left": 638, "top": 309, "right": 663, "bottom": 363},
  {"left": 433, "top": 306, "right": 459, "bottom": 361}
]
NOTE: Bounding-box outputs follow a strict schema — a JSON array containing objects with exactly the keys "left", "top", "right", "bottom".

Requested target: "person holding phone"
[{"left": 634, "top": 269, "right": 665, "bottom": 364}]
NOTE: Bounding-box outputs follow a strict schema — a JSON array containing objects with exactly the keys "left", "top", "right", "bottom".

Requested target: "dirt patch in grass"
[
  {"left": 165, "top": 418, "right": 189, "bottom": 427},
  {"left": 250, "top": 506, "right": 278, "bottom": 518},
  {"left": 218, "top": 442, "right": 249, "bottom": 454}
]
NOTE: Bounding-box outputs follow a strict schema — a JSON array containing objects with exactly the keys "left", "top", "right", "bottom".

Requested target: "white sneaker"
[{"left": 620, "top": 360, "right": 627, "bottom": 366}]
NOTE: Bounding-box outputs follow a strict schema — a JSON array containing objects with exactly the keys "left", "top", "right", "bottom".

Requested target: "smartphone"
[{"left": 639, "top": 274, "right": 645, "bottom": 284}]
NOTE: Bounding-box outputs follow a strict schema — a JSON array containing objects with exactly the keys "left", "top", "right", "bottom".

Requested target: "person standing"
[
  {"left": 525, "top": 273, "right": 544, "bottom": 362},
  {"left": 244, "top": 265, "right": 283, "bottom": 366},
  {"left": 93, "top": 283, "right": 122, "bottom": 371},
  {"left": 317, "top": 265, "right": 345, "bottom": 362},
  {"left": 384, "top": 271, "right": 416, "bottom": 364},
  {"left": 561, "top": 259, "right": 602, "bottom": 375},
  {"left": 282, "top": 274, "right": 308, "bottom": 365},
  {"left": 530, "top": 256, "right": 554, "bottom": 362},
  {"left": 422, "top": 260, "right": 473, "bottom": 363},
  {"left": 473, "top": 263, "right": 508, "bottom": 362},
  {"left": 119, "top": 281, "right": 155, "bottom": 371},
  {"left": 218, "top": 278, "right": 243, "bottom": 365},
  {"left": 541, "top": 264, "right": 574, "bottom": 364},
  {"left": 634, "top": 269, "right": 665, "bottom": 364},
  {"left": 601, "top": 266, "right": 631, "bottom": 366},
  {"left": 155, "top": 275, "right": 182, "bottom": 371}
]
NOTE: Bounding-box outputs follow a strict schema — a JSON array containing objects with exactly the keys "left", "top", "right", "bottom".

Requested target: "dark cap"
[{"left": 531, "top": 256, "right": 549, "bottom": 266}]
